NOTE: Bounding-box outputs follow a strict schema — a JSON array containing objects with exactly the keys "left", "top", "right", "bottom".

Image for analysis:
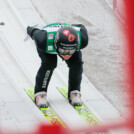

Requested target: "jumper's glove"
[
  {"left": 24, "top": 24, "right": 38, "bottom": 41},
  {"left": 27, "top": 26, "right": 38, "bottom": 37}
]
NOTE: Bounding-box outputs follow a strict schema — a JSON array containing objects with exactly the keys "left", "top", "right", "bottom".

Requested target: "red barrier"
[
  {"left": 35, "top": 125, "right": 62, "bottom": 134},
  {"left": 125, "top": 0, "right": 134, "bottom": 131}
]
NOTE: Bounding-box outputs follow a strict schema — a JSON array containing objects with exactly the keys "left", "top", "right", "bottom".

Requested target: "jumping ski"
[
  {"left": 57, "top": 87, "right": 101, "bottom": 127},
  {"left": 25, "top": 88, "right": 66, "bottom": 128}
]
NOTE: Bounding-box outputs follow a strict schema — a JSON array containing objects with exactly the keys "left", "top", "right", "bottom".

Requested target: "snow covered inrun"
[{"left": 0, "top": 0, "right": 128, "bottom": 133}]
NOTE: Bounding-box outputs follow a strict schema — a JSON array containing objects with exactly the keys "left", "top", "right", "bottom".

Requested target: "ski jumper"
[{"left": 27, "top": 23, "right": 88, "bottom": 96}]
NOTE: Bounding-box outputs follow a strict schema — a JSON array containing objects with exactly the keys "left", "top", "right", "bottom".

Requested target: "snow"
[{"left": 0, "top": 0, "right": 129, "bottom": 133}]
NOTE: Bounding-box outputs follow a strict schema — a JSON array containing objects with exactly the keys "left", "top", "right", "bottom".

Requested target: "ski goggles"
[{"left": 58, "top": 48, "right": 76, "bottom": 55}]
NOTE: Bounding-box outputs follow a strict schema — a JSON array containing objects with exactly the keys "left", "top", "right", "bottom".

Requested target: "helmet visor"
[{"left": 58, "top": 48, "right": 76, "bottom": 55}]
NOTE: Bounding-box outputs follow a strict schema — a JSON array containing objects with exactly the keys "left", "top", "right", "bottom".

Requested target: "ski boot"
[
  {"left": 69, "top": 90, "right": 82, "bottom": 106},
  {"left": 34, "top": 91, "right": 48, "bottom": 108}
]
